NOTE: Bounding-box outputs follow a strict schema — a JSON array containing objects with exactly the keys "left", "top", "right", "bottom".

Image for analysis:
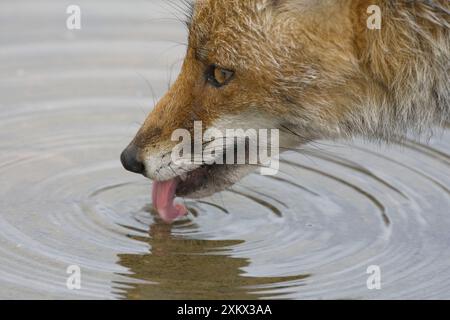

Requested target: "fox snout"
[{"left": 120, "top": 144, "right": 145, "bottom": 175}]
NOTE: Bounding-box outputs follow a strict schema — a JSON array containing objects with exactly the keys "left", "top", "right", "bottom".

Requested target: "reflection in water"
[{"left": 117, "top": 210, "right": 309, "bottom": 300}]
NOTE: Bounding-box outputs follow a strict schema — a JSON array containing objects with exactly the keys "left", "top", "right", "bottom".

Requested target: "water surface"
[{"left": 0, "top": 0, "right": 449, "bottom": 299}]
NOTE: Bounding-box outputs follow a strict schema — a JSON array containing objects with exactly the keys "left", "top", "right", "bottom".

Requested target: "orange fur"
[{"left": 126, "top": 0, "right": 449, "bottom": 194}]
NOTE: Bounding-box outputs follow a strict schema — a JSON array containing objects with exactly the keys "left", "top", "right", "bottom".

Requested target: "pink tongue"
[{"left": 152, "top": 179, "right": 188, "bottom": 223}]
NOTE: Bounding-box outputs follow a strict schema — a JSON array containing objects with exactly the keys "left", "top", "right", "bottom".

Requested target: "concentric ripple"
[{"left": 0, "top": 0, "right": 449, "bottom": 299}]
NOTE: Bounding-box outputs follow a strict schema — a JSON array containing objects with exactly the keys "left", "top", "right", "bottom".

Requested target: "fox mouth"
[
  {"left": 175, "top": 164, "right": 214, "bottom": 197},
  {"left": 151, "top": 163, "right": 254, "bottom": 223},
  {"left": 175, "top": 163, "right": 230, "bottom": 197}
]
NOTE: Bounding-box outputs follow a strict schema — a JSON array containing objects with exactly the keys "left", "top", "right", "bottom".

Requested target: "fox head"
[{"left": 121, "top": 0, "right": 449, "bottom": 200}]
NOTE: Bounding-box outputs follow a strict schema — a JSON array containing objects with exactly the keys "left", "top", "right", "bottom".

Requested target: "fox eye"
[{"left": 206, "top": 65, "right": 234, "bottom": 87}]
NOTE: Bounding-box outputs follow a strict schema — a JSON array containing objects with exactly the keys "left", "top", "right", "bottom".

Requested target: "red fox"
[{"left": 121, "top": 0, "right": 449, "bottom": 222}]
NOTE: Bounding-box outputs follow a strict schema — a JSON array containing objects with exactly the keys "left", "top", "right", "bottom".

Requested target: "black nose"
[{"left": 121, "top": 144, "right": 145, "bottom": 175}]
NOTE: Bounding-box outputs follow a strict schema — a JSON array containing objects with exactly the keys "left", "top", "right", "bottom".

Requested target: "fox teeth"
[{"left": 180, "top": 173, "right": 188, "bottom": 181}]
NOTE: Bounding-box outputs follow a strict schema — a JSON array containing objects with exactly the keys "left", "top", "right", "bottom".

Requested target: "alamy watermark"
[
  {"left": 66, "top": 5, "right": 81, "bottom": 30},
  {"left": 66, "top": 265, "right": 81, "bottom": 290},
  {"left": 170, "top": 121, "right": 280, "bottom": 176},
  {"left": 366, "top": 265, "right": 381, "bottom": 290},
  {"left": 367, "top": 5, "right": 382, "bottom": 30}
]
